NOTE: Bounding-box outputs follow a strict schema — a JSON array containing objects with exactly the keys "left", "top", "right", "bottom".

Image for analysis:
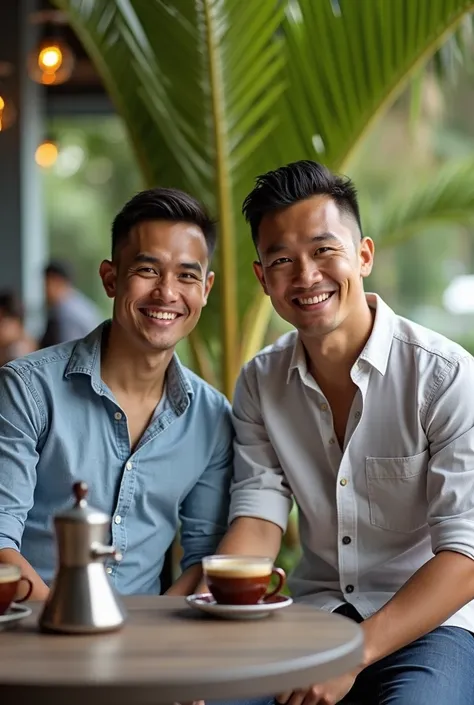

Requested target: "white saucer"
[
  {"left": 186, "top": 593, "right": 293, "bottom": 620},
  {"left": 0, "top": 603, "right": 32, "bottom": 631}
]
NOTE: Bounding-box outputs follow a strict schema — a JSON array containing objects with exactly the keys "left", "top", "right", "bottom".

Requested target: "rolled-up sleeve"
[
  {"left": 0, "top": 365, "right": 43, "bottom": 552},
  {"left": 426, "top": 354, "right": 474, "bottom": 560},
  {"left": 179, "top": 398, "right": 234, "bottom": 571},
  {"left": 229, "top": 362, "right": 292, "bottom": 531}
]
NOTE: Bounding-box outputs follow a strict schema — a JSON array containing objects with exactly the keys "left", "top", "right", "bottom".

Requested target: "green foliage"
[
  {"left": 363, "top": 157, "right": 474, "bottom": 248},
  {"left": 52, "top": 0, "right": 474, "bottom": 395},
  {"left": 48, "top": 0, "right": 474, "bottom": 577},
  {"left": 45, "top": 117, "right": 142, "bottom": 313},
  {"left": 273, "top": 0, "right": 473, "bottom": 169}
]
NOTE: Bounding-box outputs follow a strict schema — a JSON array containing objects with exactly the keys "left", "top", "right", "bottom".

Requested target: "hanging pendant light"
[{"left": 28, "top": 10, "right": 74, "bottom": 86}]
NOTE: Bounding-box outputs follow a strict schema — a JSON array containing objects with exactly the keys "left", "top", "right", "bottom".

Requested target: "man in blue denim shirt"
[{"left": 0, "top": 187, "right": 233, "bottom": 600}]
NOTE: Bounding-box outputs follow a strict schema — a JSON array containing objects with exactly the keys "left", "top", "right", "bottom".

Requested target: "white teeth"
[
  {"left": 144, "top": 310, "right": 177, "bottom": 320},
  {"left": 298, "top": 292, "right": 332, "bottom": 305}
]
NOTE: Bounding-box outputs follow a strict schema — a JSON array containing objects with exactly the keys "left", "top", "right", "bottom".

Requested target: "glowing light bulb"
[
  {"left": 38, "top": 45, "right": 63, "bottom": 73},
  {"left": 28, "top": 36, "right": 74, "bottom": 86},
  {"left": 35, "top": 141, "right": 59, "bottom": 168}
]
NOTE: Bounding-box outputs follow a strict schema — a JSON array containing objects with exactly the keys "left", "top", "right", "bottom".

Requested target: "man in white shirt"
[{"left": 216, "top": 161, "right": 474, "bottom": 705}]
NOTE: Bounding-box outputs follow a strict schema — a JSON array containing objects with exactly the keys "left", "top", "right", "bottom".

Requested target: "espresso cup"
[
  {"left": 202, "top": 555, "right": 286, "bottom": 605},
  {"left": 0, "top": 564, "right": 33, "bottom": 616}
]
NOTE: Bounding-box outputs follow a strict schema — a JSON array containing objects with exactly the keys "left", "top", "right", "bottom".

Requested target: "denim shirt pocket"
[{"left": 365, "top": 450, "right": 429, "bottom": 533}]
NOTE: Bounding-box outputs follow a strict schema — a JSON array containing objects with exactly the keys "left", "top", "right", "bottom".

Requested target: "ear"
[
  {"left": 359, "top": 237, "right": 375, "bottom": 279},
  {"left": 253, "top": 261, "right": 269, "bottom": 295},
  {"left": 99, "top": 260, "right": 117, "bottom": 299},
  {"left": 202, "top": 271, "right": 215, "bottom": 306}
]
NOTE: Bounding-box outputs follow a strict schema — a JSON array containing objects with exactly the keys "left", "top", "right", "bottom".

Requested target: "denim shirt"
[{"left": 0, "top": 323, "right": 233, "bottom": 594}]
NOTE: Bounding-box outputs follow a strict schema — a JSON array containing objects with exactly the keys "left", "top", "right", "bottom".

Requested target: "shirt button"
[
  {"left": 345, "top": 585, "right": 354, "bottom": 594},
  {"left": 114, "top": 515, "right": 122, "bottom": 525},
  {"left": 354, "top": 411, "right": 361, "bottom": 420},
  {"left": 125, "top": 461, "right": 133, "bottom": 470},
  {"left": 342, "top": 536, "right": 351, "bottom": 545},
  {"left": 329, "top": 438, "right": 336, "bottom": 445},
  {"left": 106, "top": 567, "right": 113, "bottom": 575},
  {"left": 320, "top": 403, "right": 328, "bottom": 411},
  {"left": 339, "top": 478, "right": 347, "bottom": 486},
  {"left": 114, "top": 412, "right": 122, "bottom": 421}
]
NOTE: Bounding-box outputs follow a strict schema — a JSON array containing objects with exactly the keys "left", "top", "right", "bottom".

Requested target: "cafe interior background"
[{"left": 1, "top": 0, "right": 473, "bottom": 578}]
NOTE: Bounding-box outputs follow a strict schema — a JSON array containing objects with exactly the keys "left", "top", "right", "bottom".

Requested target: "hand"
[{"left": 276, "top": 670, "right": 358, "bottom": 705}]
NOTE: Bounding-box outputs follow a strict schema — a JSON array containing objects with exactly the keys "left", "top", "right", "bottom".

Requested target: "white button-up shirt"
[{"left": 230, "top": 294, "right": 474, "bottom": 631}]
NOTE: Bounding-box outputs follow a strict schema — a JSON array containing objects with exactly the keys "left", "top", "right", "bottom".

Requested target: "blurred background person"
[
  {"left": 0, "top": 291, "right": 37, "bottom": 366},
  {"left": 40, "top": 259, "right": 103, "bottom": 348}
]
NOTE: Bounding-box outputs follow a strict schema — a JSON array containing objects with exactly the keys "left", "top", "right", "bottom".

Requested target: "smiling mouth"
[
  {"left": 139, "top": 308, "right": 183, "bottom": 323},
  {"left": 293, "top": 291, "right": 336, "bottom": 308}
]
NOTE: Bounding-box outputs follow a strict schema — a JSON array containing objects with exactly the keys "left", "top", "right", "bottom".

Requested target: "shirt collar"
[
  {"left": 287, "top": 293, "right": 395, "bottom": 383},
  {"left": 65, "top": 321, "right": 194, "bottom": 411},
  {"left": 358, "top": 293, "right": 395, "bottom": 375},
  {"left": 287, "top": 334, "right": 308, "bottom": 383}
]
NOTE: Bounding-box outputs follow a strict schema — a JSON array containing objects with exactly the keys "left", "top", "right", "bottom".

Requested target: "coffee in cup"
[
  {"left": 202, "top": 555, "right": 286, "bottom": 605},
  {"left": 0, "top": 564, "right": 33, "bottom": 615}
]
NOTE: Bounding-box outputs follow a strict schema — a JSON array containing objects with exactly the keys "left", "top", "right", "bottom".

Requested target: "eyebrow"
[
  {"left": 262, "top": 232, "right": 340, "bottom": 257},
  {"left": 133, "top": 253, "right": 203, "bottom": 274}
]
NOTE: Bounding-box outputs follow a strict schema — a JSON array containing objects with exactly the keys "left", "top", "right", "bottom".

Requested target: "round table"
[{"left": 0, "top": 595, "right": 363, "bottom": 704}]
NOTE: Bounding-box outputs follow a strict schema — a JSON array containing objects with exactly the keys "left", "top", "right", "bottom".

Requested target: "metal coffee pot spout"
[{"left": 39, "top": 481, "right": 127, "bottom": 634}]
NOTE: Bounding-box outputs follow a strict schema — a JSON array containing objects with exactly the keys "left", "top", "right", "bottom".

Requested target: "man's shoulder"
[
  {"left": 4, "top": 339, "right": 78, "bottom": 380},
  {"left": 243, "top": 330, "right": 298, "bottom": 377},
  {"left": 392, "top": 314, "right": 472, "bottom": 366}
]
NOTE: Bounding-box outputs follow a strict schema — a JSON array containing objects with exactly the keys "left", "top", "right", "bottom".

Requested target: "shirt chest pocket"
[{"left": 365, "top": 450, "right": 429, "bottom": 533}]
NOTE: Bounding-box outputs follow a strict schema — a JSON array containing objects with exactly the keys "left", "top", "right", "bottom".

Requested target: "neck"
[
  {"left": 301, "top": 297, "right": 374, "bottom": 388},
  {"left": 100, "top": 320, "right": 174, "bottom": 401}
]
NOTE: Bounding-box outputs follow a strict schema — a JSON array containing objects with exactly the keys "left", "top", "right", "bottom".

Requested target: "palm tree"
[{"left": 53, "top": 0, "right": 474, "bottom": 398}]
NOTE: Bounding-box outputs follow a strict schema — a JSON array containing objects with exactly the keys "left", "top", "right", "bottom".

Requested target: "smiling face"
[
  {"left": 100, "top": 220, "right": 214, "bottom": 353},
  {"left": 253, "top": 195, "right": 374, "bottom": 340}
]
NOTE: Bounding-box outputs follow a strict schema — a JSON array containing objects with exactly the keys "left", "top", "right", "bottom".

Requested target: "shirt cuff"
[
  {"left": 431, "top": 519, "right": 474, "bottom": 561},
  {"left": 180, "top": 532, "right": 227, "bottom": 572},
  {"left": 0, "top": 513, "right": 23, "bottom": 552},
  {"left": 229, "top": 489, "right": 292, "bottom": 532},
  {"left": 0, "top": 537, "right": 20, "bottom": 552}
]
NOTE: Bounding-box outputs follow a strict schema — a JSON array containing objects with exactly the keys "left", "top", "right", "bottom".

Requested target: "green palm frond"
[
  {"left": 53, "top": 0, "right": 474, "bottom": 395},
  {"left": 273, "top": 0, "right": 474, "bottom": 170},
  {"left": 362, "top": 158, "right": 474, "bottom": 248},
  {"left": 55, "top": 0, "right": 286, "bottom": 395},
  {"left": 246, "top": 0, "right": 474, "bottom": 363}
]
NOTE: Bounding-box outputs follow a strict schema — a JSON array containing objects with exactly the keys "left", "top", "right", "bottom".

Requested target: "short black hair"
[
  {"left": 242, "top": 160, "right": 362, "bottom": 246},
  {"left": 111, "top": 187, "right": 217, "bottom": 259},
  {"left": 0, "top": 291, "right": 24, "bottom": 321},
  {"left": 45, "top": 259, "right": 74, "bottom": 283}
]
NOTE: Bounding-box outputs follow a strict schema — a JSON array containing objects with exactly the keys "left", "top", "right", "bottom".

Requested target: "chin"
[
  {"left": 296, "top": 316, "right": 335, "bottom": 336},
  {"left": 145, "top": 335, "right": 177, "bottom": 352},
  {"left": 129, "top": 328, "right": 173, "bottom": 352}
]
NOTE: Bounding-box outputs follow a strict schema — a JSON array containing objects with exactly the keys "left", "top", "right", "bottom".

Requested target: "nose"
[
  {"left": 151, "top": 272, "right": 178, "bottom": 303},
  {"left": 293, "top": 258, "right": 323, "bottom": 289}
]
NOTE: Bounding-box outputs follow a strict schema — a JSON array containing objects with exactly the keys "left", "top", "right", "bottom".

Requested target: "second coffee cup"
[
  {"left": 202, "top": 555, "right": 286, "bottom": 605},
  {"left": 0, "top": 564, "right": 33, "bottom": 616}
]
